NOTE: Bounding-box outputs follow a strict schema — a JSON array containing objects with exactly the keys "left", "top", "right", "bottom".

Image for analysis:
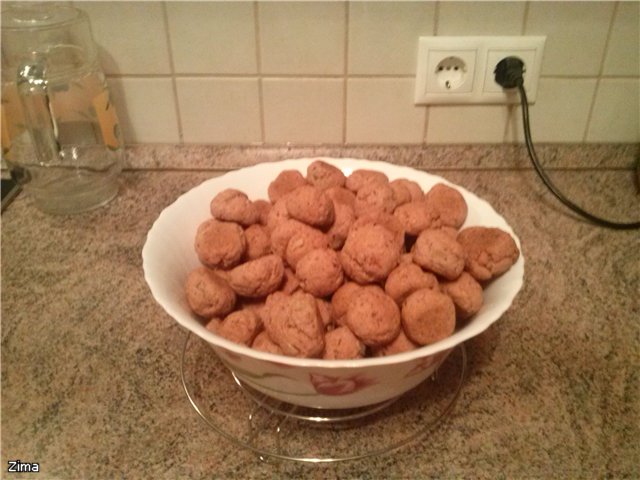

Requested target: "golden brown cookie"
[
  {"left": 345, "top": 286, "right": 401, "bottom": 347},
  {"left": 306, "top": 160, "right": 346, "bottom": 189},
  {"left": 296, "top": 248, "right": 344, "bottom": 297},
  {"left": 401, "top": 288, "right": 456, "bottom": 346},
  {"left": 263, "top": 291, "right": 325, "bottom": 358},
  {"left": 457, "top": 226, "right": 520, "bottom": 281},
  {"left": 194, "top": 219, "right": 246, "bottom": 269},
  {"left": 244, "top": 224, "right": 271, "bottom": 260},
  {"left": 210, "top": 189, "right": 260, "bottom": 226},
  {"left": 284, "top": 227, "right": 330, "bottom": 269},
  {"left": 345, "top": 169, "right": 389, "bottom": 193},
  {"left": 340, "top": 222, "right": 401, "bottom": 284},
  {"left": 412, "top": 229, "right": 465, "bottom": 280},
  {"left": 227, "top": 254, "right": 285, "bottom": 298},
  {"left": 216, "top": 309, "right": 261, "bottom": 346},
  {"left": 384, "top": 262, "right": 438, "bottom": 305},
  {"left": 393, "top": 201, "right": 432, "bottom": 236},
  {"left": 424, "top": 183, "right": 468, "bottom": 229},
  {"left": 185, "top": 267, "right": 236, "bottom": 318},
  {"left": 268, "top": 170, "right": 307, "bottom": 203},
  {"left": 354, "top": 182, "right": 397, "bottom": 218},
  {"left": 441, "top": 272, "right": 484, "bottom": 320},
  {"left": 285, "top": 185, "right": 335, "bottom": 228},
  {"left": 323, "top": 326, "right": 366, "bottom": 360}
]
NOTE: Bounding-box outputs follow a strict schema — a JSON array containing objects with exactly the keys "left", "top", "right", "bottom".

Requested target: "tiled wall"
[{"left": 75, "top": 1, "right": 639, "bottom": 145}]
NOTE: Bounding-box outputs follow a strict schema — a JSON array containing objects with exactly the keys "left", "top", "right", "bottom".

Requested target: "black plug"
[{"left": 494, "top": 56, "right": 525, "bottom": 89}]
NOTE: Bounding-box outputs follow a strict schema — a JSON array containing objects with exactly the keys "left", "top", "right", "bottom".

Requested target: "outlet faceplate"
[{"left": 414, "top": 36, "right": 546, "bottom": 105}]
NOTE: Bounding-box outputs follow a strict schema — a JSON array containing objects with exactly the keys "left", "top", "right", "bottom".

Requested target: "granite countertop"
[{"left": 1, "top": 145, "right": 639, "bottom": 479}]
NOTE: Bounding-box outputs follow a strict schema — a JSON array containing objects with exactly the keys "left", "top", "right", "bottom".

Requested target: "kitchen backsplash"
[{"left": 74, "top": 1, "right": 639, "bottom": 146}]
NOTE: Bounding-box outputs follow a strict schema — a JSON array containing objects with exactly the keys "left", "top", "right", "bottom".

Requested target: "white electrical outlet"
[{"left": 414, "top": 36, "right": 546, "bottom": 105}]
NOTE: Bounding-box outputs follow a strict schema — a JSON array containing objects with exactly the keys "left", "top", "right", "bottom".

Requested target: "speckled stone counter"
[{"left": 2, "top": 145, "right": 639, "bottom": 479}]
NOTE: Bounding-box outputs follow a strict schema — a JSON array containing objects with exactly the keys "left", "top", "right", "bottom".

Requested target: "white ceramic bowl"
[{"left": 142, "top": 158, "right": 524, "bottom": 409}]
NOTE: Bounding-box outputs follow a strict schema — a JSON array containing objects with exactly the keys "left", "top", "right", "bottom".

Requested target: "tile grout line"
[
  {"left": 161, "top": 2, "right": 184, "bottom": 144},
  {"left": 582, "top": 1, "right": 619, "bottom": 143},
  {"left": 341, "top": 2, "right": 349, "bottom": 145},
  {"left": 253, "top": 1, "right": 266, "bottom": 144},
  {"left": 423, "top": 1, "right": 441, "bottom": 146}
]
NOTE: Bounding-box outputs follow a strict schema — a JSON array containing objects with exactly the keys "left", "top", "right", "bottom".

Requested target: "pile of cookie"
[{"left": 185, "top": 160, "right": 520, "bottom": 360}]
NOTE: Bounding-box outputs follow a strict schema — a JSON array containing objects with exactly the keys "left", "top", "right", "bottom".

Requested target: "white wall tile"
[
  {"left": 505, "top": 78, "right": 597, "bottom": 143},
  {"left": 346, "top": 79, "right": 425, "bottom": 144},
  {"left": 586, "top": 79, "right": 640, "bottom": 143},
  {"left": 176, "top": 78, "right": 261, "bottom": 144},
  {"left": 262, "top": 79, "right": 343, "bottom": 144},
  {"left": 348, "top": 2, "right": 435, "bottom": 75},
  {"left": 77, "top": 2, "right": 171, "bottom": 75},
  {"left": 602, "top": 3, "right": 640, "bottom": 76},
  {"left": 166, "top": 2, "right": 257, "bottom": 74},
  {"left": 258, "top": 2, "right": 345, "bottom": 75},
  {"left": 107, "top": 78, "right": 179, "bottom": 143},
  {"left": 427, "top": 106, "right": 507, "bottom": 144},
  {"left": 438, "top": 2, "right": 525, "bottom": 35},
  {"left": 525, "top": 2, "right": 614, "bottom": 76}
]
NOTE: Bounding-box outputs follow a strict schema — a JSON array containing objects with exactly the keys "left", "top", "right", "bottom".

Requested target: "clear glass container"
[{"left": 1, "top": 2, "right": 123, "bottom": 214}]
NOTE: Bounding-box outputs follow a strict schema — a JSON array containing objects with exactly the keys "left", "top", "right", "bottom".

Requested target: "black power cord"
[{"left": 494, "top": 57, "right": 640, "bottom": 230}]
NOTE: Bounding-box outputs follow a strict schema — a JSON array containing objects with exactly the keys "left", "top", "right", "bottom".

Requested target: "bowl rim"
[{"left": 142, "top": 157, "right": 524, "bottom": 369}]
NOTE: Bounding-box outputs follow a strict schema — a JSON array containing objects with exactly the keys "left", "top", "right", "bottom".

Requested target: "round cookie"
[
  {"left": 284, "top": 227, "right": 329, "bottom": 269},
  {"left": 285, "top": 185, "right": 335, "bottom": 228},
  {"left": 345, "top": 169, "right": 389, "bottom": 193},
  {"left": 268, "top": 170, "right": 307, "bottom": 203},
  {"left": 306, "top": 160, "right": 346, "bottom": 189},
  {"left": 384, "top": 262, "right": 438, "bottom": 305},
  {"left": 354, "top": 182, "right": 397, "bottom": 218},
  {"left": 393, "top": 201, "right": 432, "bottom": 236},
  {"left": 194, "top": 219, "right": 246, "bottom": 269},
  {"left": 424, "top": 183, "right": 468, "bottom": 229},
  {"left": 296, "top": 248, "right": 344, "bottom": 297},
  {"left": 345, "top": 286, "right": 401, "bottom": 347},
  {"left": 244, "top": 224, "right": 271, "bottom": 260},
  {"left": 441, "top": 272, "right": 484, "bottom": 320},
  {"left": 401, "top": 288, "right": 456, "bottom": 346},
  {"left": 216, "top": 309, "right": 261, "bottom": 346},
  {"left": 227, "top": 254, "right": 285, "bottom": 298},
  {"left": 323, "top": 326, "right": 365, "bottom": 360},
  {"left": 351, "top": 211, "right": 405, "bottom": 252},
  {"left": 210, "top": 189, "right": 259, "bottom": 226},
  {"left": 340, "top": 222, "right": 401, "bottom": 284},
  {"left": 185, "top": 267, "right": 236, "bottom": 318},
  {"left": 412, "top": 229, "right": 465, "bottom": 280},
  {"left": 457, "top": 226, "right": 520, "bottom": 281},
  {"left": 263, "top": 291, "right": 325, "bottom": 358}
]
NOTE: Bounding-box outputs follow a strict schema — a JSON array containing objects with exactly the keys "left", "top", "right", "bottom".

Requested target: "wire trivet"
[{"left": 181, "top": 332, "right": 466, "bottom": 463}]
